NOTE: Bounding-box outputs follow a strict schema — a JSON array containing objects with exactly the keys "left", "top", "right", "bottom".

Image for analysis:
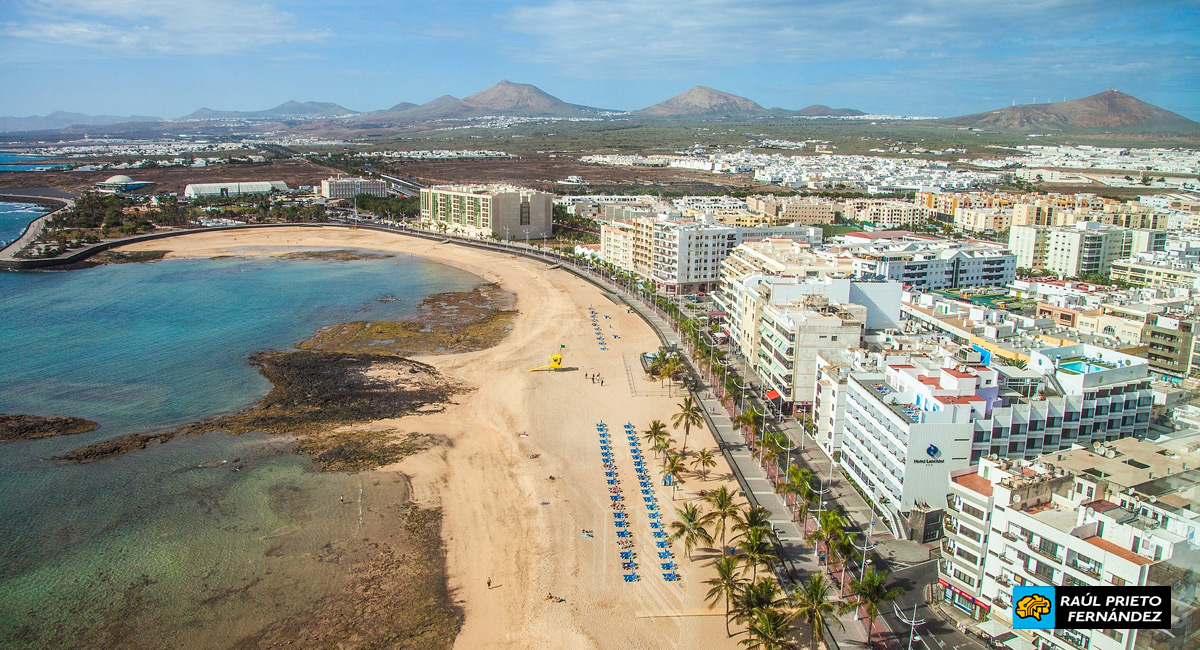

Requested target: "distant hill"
[
  {"left": 792, "top": 104, "right": 866, "bottom": 117},
  {"left": 635, "top": 86, "right": 769, "bottom": 118},
  {"left": 937, "top": 90, "right": 1200, "bottom": 133},
  {"left": 0, "top": 111, "right": 162, "bottom": 133},
  {"left": 387, "top": 101, "right": 417, "bottom": 112},
  {"left": 371, "top": 80, "right": 612, "bottom": 121},
  {"left": 180, "top": 101, "right": 358, "bottom": 121}
]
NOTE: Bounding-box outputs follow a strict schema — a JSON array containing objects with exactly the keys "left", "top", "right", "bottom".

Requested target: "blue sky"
[{"left": 2, "top": 0, "right": 1198, "bottom": 119}]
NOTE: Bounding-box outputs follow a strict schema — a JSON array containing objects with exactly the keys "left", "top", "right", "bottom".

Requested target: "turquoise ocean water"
[
  {"left": 0, "top": 153, "right": 68, "bottom": 172},
  {"left": 0, "top": 201, "right": 49, "bottom": 247},
  {"left": 0, "top": 252, "right": 482, "bottom": 648}
]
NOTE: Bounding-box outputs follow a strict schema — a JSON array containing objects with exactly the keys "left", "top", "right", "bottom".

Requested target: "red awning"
[{"left": 766, "top": 390, "right": 781, "bottom": 400}]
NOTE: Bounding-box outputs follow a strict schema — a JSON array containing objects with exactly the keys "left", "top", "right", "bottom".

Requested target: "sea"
[
  {"left": 0, "top": 201, "right": 49, "bottom": 248},
  {"left": 0, "top": 153, "right": 69, "bottom": 172},
  {"left": 0, "top": 251, "right": 484, "bottom": 648}
]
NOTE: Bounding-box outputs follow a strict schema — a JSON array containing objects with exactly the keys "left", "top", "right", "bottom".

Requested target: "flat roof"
[
  {"left": 1085, "top": 536, "right": 1153, "bottom": 566},
  {"left": 952, "top": 472, "right": 994, "bottom": 498}
]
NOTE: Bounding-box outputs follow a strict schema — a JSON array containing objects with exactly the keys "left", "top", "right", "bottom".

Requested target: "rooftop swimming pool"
[{"left": 1059, "top": 360, "right": 1112, "bottom": 374}]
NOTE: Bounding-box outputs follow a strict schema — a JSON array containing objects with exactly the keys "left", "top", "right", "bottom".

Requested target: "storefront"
[{"left": 938, "top": 578, "right": 991, "bottom": 620}]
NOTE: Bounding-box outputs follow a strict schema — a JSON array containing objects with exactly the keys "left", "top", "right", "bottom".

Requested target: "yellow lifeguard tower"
[{"left": 529, "top": 349, "right": 565, "bottom": 372}]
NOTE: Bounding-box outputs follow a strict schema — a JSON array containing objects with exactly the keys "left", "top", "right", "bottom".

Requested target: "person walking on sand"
[
  {"left": 487, "top": 577, "right": 492, "bottom": 589},
  {"left": 339, "top": 495, "right": 344, "bottom": 504}
]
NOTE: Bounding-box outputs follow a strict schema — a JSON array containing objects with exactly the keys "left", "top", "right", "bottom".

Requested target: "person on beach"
[
  {"left": 487, "top": 577, "right": 492, "bottom": 589},
  {"left": 339, "top": 495, "right": 344, "bottom": 504}
]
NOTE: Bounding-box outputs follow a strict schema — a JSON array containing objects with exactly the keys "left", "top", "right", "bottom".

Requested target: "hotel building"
[
  {"left": 419, "top": 184, "right": 553, "bottom": 240},
  {"left": 840, "top": 344, "right": 1152, "bottom": 539}
]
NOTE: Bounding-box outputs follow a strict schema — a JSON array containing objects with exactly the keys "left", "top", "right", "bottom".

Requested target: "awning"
[
  {"left": 976, "top": 619, "right": 1011, "bottom": 639},
  {"left": 766, "top": 390, "right": 781, "bottom": 401},
  {"left": 1002, "top": 634, "right": 1034, "bottom": 650}
]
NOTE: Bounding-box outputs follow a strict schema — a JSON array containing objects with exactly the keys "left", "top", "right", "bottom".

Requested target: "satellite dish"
[
  {"left": 1012, "top": 494, "right": 1022, "bottom": 504},
  {"left": 1149, "top": 495, "right": 1158, "bottom": 503},
  {"left": 1106, "top": 449, "right": 1117, "bottom": 458},
  {"left": 1085, "top": 507, "right": 1095, "bottom": 517}
]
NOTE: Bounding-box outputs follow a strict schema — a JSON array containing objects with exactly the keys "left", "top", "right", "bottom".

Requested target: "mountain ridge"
[
  {"left": 936, "top": 90, "right": 1199, "bottom": 133},
  {"left": 0, "top": 111, "right": 162, "bottom": 133}
]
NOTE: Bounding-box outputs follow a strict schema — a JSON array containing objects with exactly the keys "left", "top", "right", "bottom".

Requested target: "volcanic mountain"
[
  {"left": 0, "top": 111, "right": 162, "bottom": 133},
  {"left": 635, "top": 86, "right": 769, "bottom": 118},
  {"left": 180, "top": 101, "right": 358, "bottom": 120},
  {"left": 790, "top": 104, "right": 866, "bottom": 117},
  {"left": 379, "top": 80, "right": 610, "bottom": 120},
  {"left": 937, "top": 90, "right": 1199, "bottom": 133}
]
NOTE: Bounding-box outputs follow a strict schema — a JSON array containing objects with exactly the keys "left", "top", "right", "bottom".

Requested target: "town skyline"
[{"left": 2, "top": 0, "right": 1198, "bottom": 120}]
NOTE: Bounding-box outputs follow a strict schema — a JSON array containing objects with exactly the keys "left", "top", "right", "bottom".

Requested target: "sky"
[{"left": 1, "top": 0, "right": 1198, "bottom": 120}]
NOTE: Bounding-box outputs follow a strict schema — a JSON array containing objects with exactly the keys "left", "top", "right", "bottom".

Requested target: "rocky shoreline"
[
  {"left": 0, "top": 414, "right": 98, "bottom": 442},
  {"left": 52, "top": 284, "right": 515, "bottom": 469}
]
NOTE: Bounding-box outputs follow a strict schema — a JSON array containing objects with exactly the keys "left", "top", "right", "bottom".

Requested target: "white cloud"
[
  {"left": 500, "top": 0, "right": 1193, "bottom": 79},
  {"left": 1, "top": 0, "right": 329, "bottom": 55}
]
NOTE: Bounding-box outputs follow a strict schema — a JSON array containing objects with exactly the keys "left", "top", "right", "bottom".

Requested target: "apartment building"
[
  {"left": 600, "top": 220, "right": 637, "bottom": 274},
  {"left": 419, "top": 184, "right": 553, "bottom": 239},
  {"left": 320, "top": 176, "right": 389, "bottom": 199},
  {"left": 756, "top": 294, "right": 865, "bottom": 412},
  {"left": 916, "top": 191, "right": 1017, "bottom": 220},
  {"left": 648, "top": 220, "right": 741, "bottom": 294},
  {"left": 845, "top": 199, "right": 931, "bottom": 229},
  {"left": 850, "top": 241, "right": 1017, "bottom": 290},
  {"left": 954, "top": 207, "right": 1013, "bottom": 234},
  {"left": 1109, "top": 257, "right": 1200, "bottom": 290},
  {"left": 745, "top": 195, "right": 839, "bottom": 225},
  {"left": 840, "top": 344, "right": 1152, "bottom": 538},
  {"left": 1008, "top": 222, "right": 1156, "bottom": 276},
  {"left": 940, "top": 442, "right": 1198, "bottom": 650}
]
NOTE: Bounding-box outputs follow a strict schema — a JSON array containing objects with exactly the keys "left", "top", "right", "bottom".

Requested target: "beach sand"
[{"left": 119, "top": 226, "right": 745, "bottom": 649}]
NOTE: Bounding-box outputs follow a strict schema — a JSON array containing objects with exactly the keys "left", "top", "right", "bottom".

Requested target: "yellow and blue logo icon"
[{"left": 1013, "top": 586, "right": 1055, "bottom": 629}]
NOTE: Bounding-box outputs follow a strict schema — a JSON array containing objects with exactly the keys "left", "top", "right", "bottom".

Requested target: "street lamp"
[
  {"left": 893, "top": 602, "right": 926, "bottom": 650},
  {"left": 845, "top": 519, "right": 877, "bottom": 601}
]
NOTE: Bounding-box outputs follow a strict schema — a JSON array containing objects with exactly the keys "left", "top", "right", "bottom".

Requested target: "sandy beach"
[{"left": 119, "top": 226, "right": 745, "bottom": 649}]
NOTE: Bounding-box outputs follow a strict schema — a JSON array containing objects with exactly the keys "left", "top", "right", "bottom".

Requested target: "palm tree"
[
  {"left": 734, "top": 409, "right": 760, "bottom": 439},
  {"left": 740, "top": 608, "right": 796, "bottom": 650},
  {"left": 703, "top": 486, "right": 741, "bottom": 556},
  {"left": 704, "top": 555, "right": 746, "bottom": 637},
  {"left": 736, "top": 527, "right": 777, "bottom": 580},
  {"left": 845, "top": 568, "right": 905, "bottom": 649},
  {"left": 730, "top": 576, "right": 786, "bottom": 627},
  {"left": 671, "top": 396, "right": 705, "bottom": 455},
  {"left": 661, "top": 354, "right": 685, "bottom": 396},
  {"left": 668, "top": 502, "right": 713, "bottom": 560},
  {"left": 807, "top": 510, "right": 848, "bottom": 566},
  {"left": 733, "top": 506, "right": 780, "bottom": 546},
  {"left": 790, "top": 574, "right": 845, "bottom": 650},
  {"left": 654, "top": 437, "right": 675, "bottom": 463},
  {"left": 661, "top": 452, "right": 687, "bottom": 499},
  {"left": 691, "top": 447, "right": 717, "bottom": 479},
  {"left": 776, "top": 467, "right": 815, "bottom": 529},
  {"left": 643, "top": 420, "right": 668, "bottom": 458},
  {"left": 829, "top": 529, "right": 861, "bottom": 577}
]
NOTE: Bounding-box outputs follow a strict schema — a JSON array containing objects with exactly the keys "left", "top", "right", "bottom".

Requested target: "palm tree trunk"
[{"left": 724, "top": 598, "right": 731, "bottom": 637}]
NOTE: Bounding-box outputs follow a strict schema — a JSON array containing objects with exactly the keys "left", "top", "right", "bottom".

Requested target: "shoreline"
[{"left": 111, "top": 227, "right": 744, "bottom": 649}]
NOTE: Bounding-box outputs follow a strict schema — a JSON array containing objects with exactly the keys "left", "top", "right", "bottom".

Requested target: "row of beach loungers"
[
  {"left": 598, "top": 421, "right": 679, "bottom": 583},
  {"left": 589, "top": 309, "right": 608, "bottom": 351}
]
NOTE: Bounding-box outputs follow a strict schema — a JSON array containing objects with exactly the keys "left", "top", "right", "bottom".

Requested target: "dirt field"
[
  {"left": 378, "top": 156, "right": 782, "bottom": 194},
  {"left": 0, "top": 158, "right": 336, "bottom": 195}
]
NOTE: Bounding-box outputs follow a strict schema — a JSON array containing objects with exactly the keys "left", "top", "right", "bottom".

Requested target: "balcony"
[
  {"left": 1066, "top": 560, "right": 1101, "bottom": 579},
  {"left": 1026, "top": 540, "right": 1063, "bottom": 564}
]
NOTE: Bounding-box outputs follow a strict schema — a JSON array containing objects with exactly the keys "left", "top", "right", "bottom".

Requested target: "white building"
[
  {"left": 940, "top": 442, "right": 1198, "bottom": 650},
  {"left": 1009, "top": 222, "right": 1134, "bottom": 276},
  {"left": 183, "top": 181, "right": 288, "bottom": 198},
  {"left": 840, "top": 344, "right": 1152, "bottom": 538},
  {"left": 320, "top": 176, "right": 388, "bottom": 199},
  {"left": 419, "top": 184, "right": 553, "bottom": 240},
  {"left": 650, "top": 220, "right": 742, "bottom": 294},
  {"left": 850, "top": 241, "right": 1017, "bottom": 289}
]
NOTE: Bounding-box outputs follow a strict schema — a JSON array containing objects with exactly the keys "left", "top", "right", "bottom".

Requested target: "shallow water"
[
  {"left": 0, "top": 201, "right": 48, "bottom": 247},
  {"left": 0, "top": 252, "right": 480, "bottom": 648}
]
